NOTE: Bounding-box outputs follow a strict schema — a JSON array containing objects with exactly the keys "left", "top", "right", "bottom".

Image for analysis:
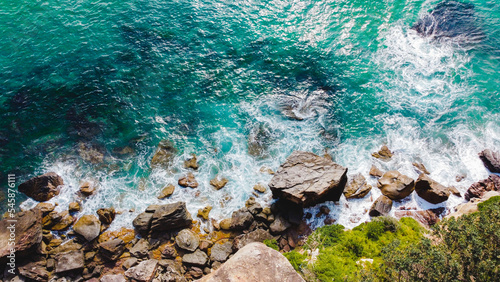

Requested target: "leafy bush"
[
  {"left": 284, "top": 250, "right": 307, "bottom": 271},
  {"left": 263, "top": 238, "right": 279, "bottom": 251}
]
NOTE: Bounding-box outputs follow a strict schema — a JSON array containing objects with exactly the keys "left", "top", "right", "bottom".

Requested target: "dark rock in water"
[
  {"left": 369, "top": 195, "right": 393, "bottom": 217},
  {"left": 377, "top": 171, "right": 415, "bottom": 200},
  {"left": 412, "top": 1, "right": 484, "bottom": 42},
  {"left": 78, "top": 142, "right": 105, "bottom": 164},
  {"left": 19, "top": 172, "right": 63, "bottom": 202},
  {"left": 269, "top": 151, "right": 348, "bottom": 207},
  {"left": 465, "top": 174, "right": 500, "bottom": 200},
  {"left": 150, "top": 202, "right": 193, "bottom": 232},
  {"left": 199, "top": 242, "right": 305, "bottom": 282},
  {"left": 248, "top": 123, "right": 274, "bottom": 157},
  {"left": 97, "top": 208, "right": 116, "bottom": 225},
  {"left": 479, "top": 149, "right": 500, "bottom": 173},
  {"left": 151, "top": 140, "right": 177, "bottom": 169},
  {"left": 344, "top": 173, "right": 372, "bottom": 199},
  {"left": 415, "top": 174, "right": 451, "bottom": 204},
  {"left": 0, "top": 209, "right": 42, "bottom": 259}
]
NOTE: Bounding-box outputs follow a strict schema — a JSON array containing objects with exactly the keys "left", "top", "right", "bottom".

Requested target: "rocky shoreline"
[{"left": 1, "top": 146, "right": 500, "bottom": 281}]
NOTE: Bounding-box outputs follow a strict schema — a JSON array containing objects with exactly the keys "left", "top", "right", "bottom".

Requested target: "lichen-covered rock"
[
  {"left": 415, "top": 174, "right": 451, "bottom": 204},
  {"left": 479, "top": 149, "right": 500, "bottom": 173},
  {"left": 377, "top": 170, "right": 414, "bottom": 200},
  {"left": 269, "top": 151, "right": 348, "bottom": 207},
  {"left": 197, "top": 205, "right": 212, "bottom": 220},
  {"left": 369, "top": 195, "right": 393, "bottom": 217},
  {"left": 344, "top": 174, "right": 372, "bottom": 199},
  {"left": 199, "top": 242, "right": 305, "bottom": 282},
  {"left": 73, "top": 215, "right": 101, "bottom": 241},
  {"left": 175, "top": 229, "right": 200, "bottom": 252},
  {"left": 18, "top": 172, "right": 63, "bottom": 202}
]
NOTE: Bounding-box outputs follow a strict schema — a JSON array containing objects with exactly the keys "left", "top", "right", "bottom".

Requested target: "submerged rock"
[
  {"left": 269, "top": 151, "right": 348, "bottom": 207},
  {"left": 178, "top": 172, "right": 199, "bottom": 188},
  {"left": 369, "top": 195, "right": 393, "bottom": 217},
  {"left": 210, "top": 176, "right": 228, "bottom": 190},
  {"left": 199, "top": 242, "right": 305, "bottom": 282},
  {"left": 344, "top": 174, "right": 372, "bottom": 199},
  {"left": 248, "top": 123, "right": 274, "bottom": 157},
  {"left": 151, "top": 140, "right": 177, "bottom": 169},
  {"left": 479, "top": 149, "right": 500, "bottom": 173},
  {"left": 377, "top": 171, "right": 415, "bottom": 200},
  {"left": 78, "top": 142, "right": 104, "bottom": 164},
  {"left": 415, "top": 174, "right": 451, "bottom": 204},
  {"left": 18, "top": 172, "right": 63, "bottom": 202},
  {"left": 465, "top": 174, "right": 500, "bottom": 201},
  {"left": 371, "top": 145, "right": 393, "bottom": 160}
]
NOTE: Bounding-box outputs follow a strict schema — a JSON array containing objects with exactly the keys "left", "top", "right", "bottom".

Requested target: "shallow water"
[{"left": 1, "top": 0, "right": 499, "bottom": 230}]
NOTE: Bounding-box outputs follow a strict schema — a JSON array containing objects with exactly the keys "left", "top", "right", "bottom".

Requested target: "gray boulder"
[
  {"left": 210, "top": 241, "right": 233, "bottom": 262},
  {"left": 150, "top": 202, "right": 192, "bottom": 232},
  {"left": 269, "top": 215, "right": 291, "bottom": 234},
  {"left": 125, "top": 259, "right": 159, "bottom": 282},
  {"left": 369, "top": 195, "right": 393, "bottom": 217},
  {"left": 18, "top": 172, "right": 63, "bottom": 202},
  {"left": 344, "top": 174, "right": 372, "bottom": 199},
  {"left": 182, "top": 249, "right": 208, "bottom": 266},
  {"left": 175, "top": 229, "right": 200, "bottom": 252},
  {"left": 233, "top": 229, "right": 273, "bottom": 250},
  {"left": 199, "top": 242, "right": 304, "bottom": 282},
  {"left": 269, "top": 151, "right": 348, "bottom": 207},
  {"left": 54, "top": 250, "right": 84, "bottom": 273},
  {"left": 479, "top": 149, "right": 500, "bottom": 173},
  {"left": 377, "top": 170, "right": 414, "bottom": 200},
  {"left": 230, "top": 209, "right": 254, "bottom": 230},
  {"left": 130, "top": 238, "right": 150, "bottom": 258},
  {"left": 100, "top": 274, "right": 127, "bottom": 282},
  {"left": 73, "top": 215, "right": 101, "bottom": 241}
]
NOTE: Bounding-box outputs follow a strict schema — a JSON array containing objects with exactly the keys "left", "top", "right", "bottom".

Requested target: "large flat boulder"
[
  {"left": 0, "top": 209, "right": 42, "bottom": 259},
  {"left": 415, "top": 174, "right": 451, "bottom": 204},
  {"left": 198, "top": 242, "right": 304, "bottom": 282},
  {"left": 479, "top": 149, "right": 500, "bottom": 173},
  {"left": 150, "top": 202, "right": 193, "bottom": 232},
  {"left": 18, "top": 172, "right": 63, "bottom": 202},
  {"left": 125, "top": 259, "right": 158, "bottom": 282},
  {"left": 269, "top": 151, "right": 348, "bottom": 207}
]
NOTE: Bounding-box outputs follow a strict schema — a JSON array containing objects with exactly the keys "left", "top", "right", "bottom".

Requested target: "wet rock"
[
  {"left": 73, "top": 215, "right": 101, "bottom": 241},
  {"left": 199, "top": 242, "right": 304, "bottom": 282},
  {"left": 465, "top": 174, "right": 500, "bottom": 201},
  {"left": 412, "top": 162, "right": 430, "bottom": 175},
  {"left": 371, "top": 145, "right": 393, "bottom": 160},
  {"left": 479, "top": 149, "right": 500, "bottom": 173},
  {"left": 100, "top": 274, "right": 127, "bottom": 282},
  {"left": 233, "top": 229, "right": 273, "bottom": 250},
  {"left": 248, "top": 123, "right": 273, "bottom": 157},
  {"left": 369, "top": 165, "right": 384, "bottom": 177},
  {"left": 210, "top": 241, "right": 232, "bottom": 262},
  {"left": 184, "top": 154, "right": 199, "bottom": 170},
  {"left": 35, "top": 202, "right": 55, "bottom": 214},
  {"left": 151, "top": 140, "right": 177, "bottom": 169},
  {"left": 79, "top": 181, "right": 97, "bottom": 196},
  {"left": 456, "top": 173, "right": 466, "bottom": 182},
  {"left": 178, "top": 172, "right": 198, "bottom": 188},
  {"left": 99, "top": 238, "right": 125, "bottom": 261},
  {"left": 415, "top": 174, "right": 451, "bottom": 204},
  {"left": 269, "top": 215, "right": 291, "bottom": 234},
  {"left": 125, "top": 259, "right": 159, "bottom": 282},
  {"left": 269, "top": 151, "right": 348, "bottom": 207},
  {"left": 18, "top": 172, "right": 63, "bottom": 202},
  {"left": 197, "top": 205, "right": 212, "bottom": 220},
  {"left": 18, "top": 260, "right": 49, "bottom": 281},
  {"left": 55, "top": 250, "right": 84, "bottom": 273},
  {"left": 316, "top": 206, "right": 330, "bottom": 217},
  {"left": 377, "top": 170, "right": 415, "bottom": 200},
  {"left": 150, "top": 202, "right": 192, "bottom": 232},
  {"left": 78, "top": 143, "right": 104, "bottom": 164},
  {"left": 230, "top": 209, "right": 254, "bottom": 230},
  {"left": 344, "top": 174, "right": 372, "bottom": 199},
  {"left": 369, "top": 195, "right": 393, "bottom": 217},
  {"left": 130, "top": 238, "right": 150, "bottom": 258},
  {"left": 253, "top": 184, "right": 267, "bottom": 193},
  {"left": 68, "top": 202, "right": 81, "bottom": 212},
  {"left": 182, "top": 250, "right": 208, "bottom": 266},
  {"left": 158, "top": 184, "right": 175, "bottom": 199},
  {"left": 97, "top": 208, "right": 116, "bottom": 225},
  {"left": 210, "top": 176, "right": 228, "bottom": 190},
  {"left": 0, "top": 209, "right": 42, "bottom": 259},
  {"left": 175, "top": 229, "right": 200, "bottom": 252},
  {"left": 51, "top": 211, "right": 74, "bottom": 231}
]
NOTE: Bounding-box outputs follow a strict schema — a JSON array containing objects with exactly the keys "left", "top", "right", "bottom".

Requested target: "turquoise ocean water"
[{"left": 1, "top": 0, "right": 499, "bottom": 229}]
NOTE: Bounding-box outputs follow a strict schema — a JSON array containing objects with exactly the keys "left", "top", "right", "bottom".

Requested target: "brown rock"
[
  {"left": 97, "top": 208, "right": 116, "bottom": 225},
  {"left": 184, "top": 154, "right": 199, "bottom": 170},
  {"left": 51, "top": 211, "right": 74, "bottom": 231},
  {"left": 0, "top": 209, "right": 42, "bottom": 259},
  {"left": 150, "top": 202, "right": 193, "bottom": 232},
  {"left": 73, "top": 215, "right": 101, "bottom": 241},
  {"left": 377, "top": 170, "right": 414, "bottom": 200},
  {"left": 253, "top": 184, "right": 267, "bottom": 193},
  {"left": 161, "top": 244, "right": 178, "bottom": 259},
  {"left": 415, "top": 174, "right": 452, "bottom": 204},
  {"left": 35, "top": 202, "right": 55, "bottom": 214},
  {"left": 19, "top": 260, "right": 50, "bottom": 281},
  {"left": 269, "top": 151, "right": 348, "bottom": 207},
  {"left": 69, "top": 202, "right": 81, "bottom": 212},
  {"left": 78, "top": 143, "right": 104, "bottom": 164},
  {"left": 79, "top": 181, "right": 97, "bottom": 196},
  {"left": 369, "top": 195, "right": 393, "bottom": 217},
  {"left": 394, "top": 208, "right": 444, "bottom": 226},
  {"left": 344, "top": 174, "right": 372, "bottom": 199},
  {"left": 219, "top": 218, "right": 232, "bottom": 230},
  {"left": 369, "top": 165, "right": 384, "bottom": 177},
  {"left": 158, "top": 184, "right": 175, "bottom": 199},
  {"left": 233, "top": 229, "right": 273, "bottom": 250},
  {"left": 230, "top": 209, "right": 254, "bottom": 230},
  {"left": 125, "top": 259, "right": 159, "bottom": 282},
  {"left": 199, "top": 242, "right": 304, "bottom": 282},
  {"left": 479, "top": 149, "right": 500, "bottom": 173},
  {"left": 197, "top": 205, "right": 212, "bottom": 220},
  {"left": 151, "top": 140, "right": 177, "bottom": 169},
  {"left": 210, "top": 176, "right": 228, "bottom": 190},
  {"left": 18, "top": 172, "right": 63, "bottom": 202},
  {"left": 465, "top": 174, "right": 500, "bottom": 201},
  {"left": 412, "top": 162, "right": 430, "bottom": 174},
  {"left": 372, "top": 145, "right": 393, "bottom": 160},
  {"left": 178, "top": 172, "right": 198, "bottom": 188},
  {"left": 54, "top": 250, "right": 85, "bottom": 273},
  {"left": 183, "top": 250, "right": 208, "bottom": 266},
  {"left": 99, "top": 238, "right": 125, "bottom": 261}
]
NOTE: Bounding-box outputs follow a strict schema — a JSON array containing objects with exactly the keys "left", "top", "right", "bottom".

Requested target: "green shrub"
[
  {"left": 284, "top": 250, "right": 307, "bottom": 271},
  {"left": 477, "top": 195, "right": 500, "bottom": 211},
  {"left": 263, "top": 239, "right": 279, "bottom": 251}
]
